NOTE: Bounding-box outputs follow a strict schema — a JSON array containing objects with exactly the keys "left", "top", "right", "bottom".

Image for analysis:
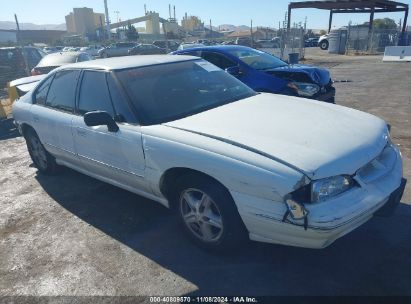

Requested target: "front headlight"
[
  {"left": 287, "top": 82, "right": 320, "bottom": 97},
  {"left": 311, "top": 175, "right": 355, "bottom": 203}
]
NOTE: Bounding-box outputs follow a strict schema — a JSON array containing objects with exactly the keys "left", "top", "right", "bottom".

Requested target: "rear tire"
[
  {"left": 174, "top": 174, "right": 248, "bottom": 251},
  {"left": 25, "top": 129, "right": 59, "bottom": 175}
]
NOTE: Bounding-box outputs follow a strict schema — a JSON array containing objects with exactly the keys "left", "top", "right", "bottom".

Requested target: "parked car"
[
  {"left": 235, "top": 37, "right": 252, "bottom": 47},
  {"left": 128, "top": 44, "right": 166, "bottom": 55},
  {"left": 13, "top": 55, "right": 406, "bottom": 251},
  {"left": 31, "top": 51, "right": 92, "bottom": 75},
  {"left": 173, "top": 45, "right": 335, "bottom": 103},
  {"left": 43, "top": 47, "right": 58, "bottom": 54},
  {"left": 256, "top": 39, "right": 280, "bottom": 48},
  {"left": 318, "top": 34, "right": 329, "bottom": 50},
  {"left": 152, "top": 40, "right": 180, "bottom": 51},
  {"left": 7, "top": 74, "right": 45, "bottom": 102},
  {"left": 0, "top": 46, "right": 45, "bottom": 88},
  {"left": 177, "top": 43, "right": 205, "bottom": 51},
  {"left": 305, "top": 37, "right": 320, "bottom": 47},
  {"left": 80, "top": 45, "right": 102, "bottom": 57},
  {"left": 98, "top": 42, "right": 138, "bottom": 58}
]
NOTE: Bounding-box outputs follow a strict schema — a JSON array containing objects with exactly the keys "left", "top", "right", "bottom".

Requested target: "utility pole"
[
  {"left": 210, "top": 19, "right": 212, "bottom": 39},
  {"left": 103, "top": 0, "right": 111, "bottom": 40},
  {"left": 250, "top": 19, "right": 254, "bottom": 48},
  {"left": 114, "top": 11, "right": 120, "bottom": 23},
  {"left": 14, "top": 14, "right": 20, "bottom": 43}
]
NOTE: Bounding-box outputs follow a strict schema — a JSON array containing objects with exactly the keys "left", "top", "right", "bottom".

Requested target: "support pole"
[
  {"left": 104, "top": 0, "right": 111, "bottom": 40},
  {"left": 367, "top": 6, "right": 375, "bottom": 51},
  {"left": 402, "top": 7, "right": 408, "bottom": 32},
  {"left": 328, "top": 10, "right": 333, "bottom": 33},
  {"left": 14, "top": 14, "right": 20, "bottom": 42},
  {"left": 287, "top": 5, "right": 291, "bottom": 29}
]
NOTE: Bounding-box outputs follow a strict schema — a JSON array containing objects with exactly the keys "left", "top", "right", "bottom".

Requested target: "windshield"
[
  {"left": 116, "top": 59, "right": 256, "bottom": 125},
  {"left": 227, "top": 48, "right": 287, "bottom": 70}
]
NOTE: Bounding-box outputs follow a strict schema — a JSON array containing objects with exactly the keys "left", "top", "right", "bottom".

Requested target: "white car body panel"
[
  {"left": 71, "top": 116, "right": 150, "bottom": 193},
  {"left": 11, "top": 56, "right": 404, "bottom": 249},
  {"left": 165, "top": 93, "right": 388, "bottom": 180}
]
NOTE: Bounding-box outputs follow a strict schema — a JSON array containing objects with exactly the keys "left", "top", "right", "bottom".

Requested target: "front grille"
[{"left": 357, "top": 144, "right": 397, "bottom": 184}]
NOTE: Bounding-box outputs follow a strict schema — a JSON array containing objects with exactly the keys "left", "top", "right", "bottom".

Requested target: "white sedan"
[{"left": 12, "top": 55, "right": 406, "bottom": 250}]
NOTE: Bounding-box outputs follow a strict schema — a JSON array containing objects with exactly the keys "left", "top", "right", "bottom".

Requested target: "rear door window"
[
  {"left": 45, "top": 70, "right": 79, "bottom": 112},
  {"left": 202, "top": 52, "right": 236, "bottom": 70}
]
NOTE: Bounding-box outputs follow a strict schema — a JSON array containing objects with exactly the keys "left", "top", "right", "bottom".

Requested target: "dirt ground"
[{"left": 0, "top": 49, "right": 410, "bottom": 297}]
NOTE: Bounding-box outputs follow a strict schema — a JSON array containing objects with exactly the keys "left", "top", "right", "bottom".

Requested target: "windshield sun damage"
[
  {"left": 228, "top": 48, "right": 287, "bottom": 70},
  {"left": 116, "top": 60, "right": 256, "bottom": 125}
]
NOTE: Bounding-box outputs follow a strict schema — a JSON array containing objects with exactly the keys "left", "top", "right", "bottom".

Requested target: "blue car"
[{"left": 173, "top": 45, "right": 335, "bottom": 103}]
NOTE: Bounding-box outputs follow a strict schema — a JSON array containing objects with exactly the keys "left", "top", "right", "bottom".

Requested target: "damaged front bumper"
[{"left": 231, "top": 144, "right": 405, "bottom": 249}]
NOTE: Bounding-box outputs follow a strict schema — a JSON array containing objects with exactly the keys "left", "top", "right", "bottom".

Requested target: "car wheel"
[
  {"left": 320, "top": 40, "right": 329, "bottom": 50},
  {"left": 175, "top": 174, "right": 248, "bottom": 251},
  {"left": 25, "top": 129, "right": 59, "bottom": 174}
]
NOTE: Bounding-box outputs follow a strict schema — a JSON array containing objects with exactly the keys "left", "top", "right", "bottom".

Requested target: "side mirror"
[
  {"left": 84, "top": 111, "right": 119, "bottom": 132},
  {"left": 225, "top": 66, "right": 242, "bottom": 77}
]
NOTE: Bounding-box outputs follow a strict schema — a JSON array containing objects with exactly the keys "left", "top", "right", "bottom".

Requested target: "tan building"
[
  {"left": 145, "top": 12, "right": 160, "bottom": 35},
  {"left": 65, "top": 7, "right": 105, "bottom": 35},
  {"left": 181, "top": 15, "right": 204, "bottom": 32}
]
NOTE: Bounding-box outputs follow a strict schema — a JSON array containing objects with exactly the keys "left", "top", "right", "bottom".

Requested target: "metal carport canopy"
[{"left": 287, "top": 0, "right": 409, "bottom": 33}]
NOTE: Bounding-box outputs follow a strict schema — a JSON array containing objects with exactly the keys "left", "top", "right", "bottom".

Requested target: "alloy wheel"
[{"left": 180, "top": 188, "right": 224, "bottom": 243}]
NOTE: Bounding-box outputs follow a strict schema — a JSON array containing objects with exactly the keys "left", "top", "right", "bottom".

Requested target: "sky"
[{"left": 1, "top": 0, "right": 409, "bottom": 29}]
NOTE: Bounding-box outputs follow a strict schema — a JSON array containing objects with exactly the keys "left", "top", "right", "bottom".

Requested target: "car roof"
[
  {"left": 174, "top": 45, "right": 252, "bottom": 53},
  {"left": 55, "top": 55, "right": 198, "bottom": 72},
  {"left": 43, "top": 51, "right": 83, "bottom": 58}
]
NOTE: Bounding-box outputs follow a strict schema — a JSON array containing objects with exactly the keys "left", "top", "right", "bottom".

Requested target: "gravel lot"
[{"left": 1, "top": 49, "right": 410, "bottom": 297}]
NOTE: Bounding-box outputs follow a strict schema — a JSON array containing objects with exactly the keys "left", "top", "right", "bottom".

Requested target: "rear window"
[
  {"left": 0, "top": 49, "right": 22, "bottom": 64},
  {"left": 38, "top": 54, "right": 78, "bottom": 66}
]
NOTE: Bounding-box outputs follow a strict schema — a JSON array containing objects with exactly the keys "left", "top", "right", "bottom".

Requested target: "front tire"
[
  {"left": 25, "top": 129, "right": 59, "bottom": 175},
  {"left": 175, "top": 175, "right": 248, "bottom": 251},
  {"left": 320, "top": 40, "right": 329, "bottom": 50}
]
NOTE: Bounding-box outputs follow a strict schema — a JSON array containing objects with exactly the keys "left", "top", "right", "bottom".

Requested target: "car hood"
[
  {"left": 164, "top": 93, "right": 388, "bottom": 179},
  {"left": 265, "top": 64, "right": 331, "bottom": 86}
]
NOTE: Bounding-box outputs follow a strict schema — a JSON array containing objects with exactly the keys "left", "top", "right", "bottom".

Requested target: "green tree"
[
  {"left": 363, "top": 18, "right": 397, "bottom": 30},
  {"left": 126, "top": 24, "right": 139, "bottom": 41}
]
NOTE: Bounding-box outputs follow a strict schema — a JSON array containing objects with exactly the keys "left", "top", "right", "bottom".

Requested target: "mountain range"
[{"left": 0, "top": 21, "right": 66, "bottom": 31}]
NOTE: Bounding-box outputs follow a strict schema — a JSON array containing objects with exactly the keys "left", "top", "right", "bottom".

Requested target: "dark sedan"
[
  {"left": 31, "top": 52, "right": 92, "bottom": 75},
  {"left": 128, "top": 44, "right": 166, "bottom": 56},
  {"left": 0, "top": 46, "right": 45, "bottom": 88},
  {"left": 173, "top": 45, "right": 335, "bottom": 103}
]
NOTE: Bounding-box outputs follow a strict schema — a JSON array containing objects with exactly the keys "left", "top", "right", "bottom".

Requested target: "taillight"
[{"left": 31, "top": 68, "right": 41, "bottom": 76}]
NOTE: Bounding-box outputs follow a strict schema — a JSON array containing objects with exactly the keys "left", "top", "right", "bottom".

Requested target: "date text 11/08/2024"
[{"left": 149, "top": 297, "right": 258, "bottom": 303}]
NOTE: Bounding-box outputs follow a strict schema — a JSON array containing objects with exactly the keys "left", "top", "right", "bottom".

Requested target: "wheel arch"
[
  {"left": 159, "top": 167, "right": 234, "bottom": 209},
  {"left": 20, "top": 123, "right": 37, "bottom": 139}
]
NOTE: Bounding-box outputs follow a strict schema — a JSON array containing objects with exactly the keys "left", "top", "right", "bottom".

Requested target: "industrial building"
[{"left": 65, "top": 7, "right": 105, "bottom": 37}]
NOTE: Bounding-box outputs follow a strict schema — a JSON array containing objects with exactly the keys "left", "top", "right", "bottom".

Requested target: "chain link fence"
[
  {"left": 346, "top": 27, "right": 405, "bottom": 54},
  {"left": 260, "top": 28, "right": 305, "bottom": 61}
]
